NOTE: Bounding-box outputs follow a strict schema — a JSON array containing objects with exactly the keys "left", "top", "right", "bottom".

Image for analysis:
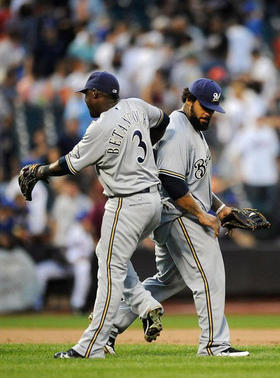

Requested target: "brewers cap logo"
[{"left": 212, "top": 92, "right": 221, "bottom": 102}]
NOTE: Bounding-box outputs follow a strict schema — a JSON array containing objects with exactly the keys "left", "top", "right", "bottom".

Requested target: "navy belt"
[{"left": 108, "top": 185, "right": 158, "bottom": 198}]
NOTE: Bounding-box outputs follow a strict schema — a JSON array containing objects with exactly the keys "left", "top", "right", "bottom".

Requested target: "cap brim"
[
  {"left": 75, "top": 87, "right": 89, "bottom": 93},
  {"left": 199, "top": 99, "right": 225, "bottom": 113}
]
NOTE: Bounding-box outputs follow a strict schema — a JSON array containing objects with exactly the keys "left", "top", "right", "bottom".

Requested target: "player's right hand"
[{"left": 197, "top": 213, "right": 220, "bottom": 237}]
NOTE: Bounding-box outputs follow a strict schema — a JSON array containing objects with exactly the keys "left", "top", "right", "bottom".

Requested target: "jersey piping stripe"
[
  {"left": 177, "top": 217, "right": 214, "bottom": 356},
  {"left": 65, "top": 154, "right": 79, "bottom": 175},
  {"left": 84, "top": 197, "right": 123, "bottom": 358},
  {"left": 155, "top": 109, "right": 164, "bottom": 127},
  {"left": 159, "top": 169, "right": 185, "bottom": 181}
]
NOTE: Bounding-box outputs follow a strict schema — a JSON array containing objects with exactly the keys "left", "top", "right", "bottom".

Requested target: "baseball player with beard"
[
  {"left": 105, "top": 78, "right": 250, "bottom": 357},
  {"left": 19, "top": 71, "right": 170, "bottom": 359}
]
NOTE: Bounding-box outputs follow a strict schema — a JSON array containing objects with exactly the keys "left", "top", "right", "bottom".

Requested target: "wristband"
[{"left": 215, "top": 204, "right": 226, "bottom": 215}]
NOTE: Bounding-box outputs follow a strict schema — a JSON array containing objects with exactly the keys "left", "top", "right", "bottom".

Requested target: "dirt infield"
[
  {"left": 1, "top": 300, "right": 279, "bottom": 346},
  {"left": 1, "top": 328, "right": 280, "bottom": 345},
  {"left": 163, "top": 299, "right": 280, "bottom": 315}
]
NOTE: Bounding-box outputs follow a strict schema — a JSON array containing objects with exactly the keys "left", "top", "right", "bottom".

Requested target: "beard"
[{"left": 188, "top": 105, "right": 210, "bottom": 131}]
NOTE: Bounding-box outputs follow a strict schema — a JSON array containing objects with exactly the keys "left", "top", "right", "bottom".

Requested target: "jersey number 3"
[{"left": 133, "top": 130, "right": 147, "bottom": 163}]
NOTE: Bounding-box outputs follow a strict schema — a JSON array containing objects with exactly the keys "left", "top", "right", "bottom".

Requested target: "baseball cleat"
[
  {"left": 216, "top": 347, "right": 250, "bottom": 357},
  {"left": 104, "top": 336, "right": 116, "bottom": 355},
  {"left": 54, "top": 348, "right": 83, "bottom": 359},
  {"left": 142, "top": 308, "right": 163, "bottom": 342}
]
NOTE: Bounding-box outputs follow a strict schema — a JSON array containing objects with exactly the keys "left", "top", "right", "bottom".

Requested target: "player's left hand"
[
  {"left": 221, "top": 207, "right": 271, "bottom": 233},
  {"left": 217, "top": 206, "right": 232, "bottom": 222},
  {"left": 18, "top": 163, "right": 45, "bottom": 201}
]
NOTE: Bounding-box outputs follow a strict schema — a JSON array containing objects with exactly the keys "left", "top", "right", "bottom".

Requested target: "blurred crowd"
[{"left": 1, "top": 0, "right": 280, "bottom": 312}]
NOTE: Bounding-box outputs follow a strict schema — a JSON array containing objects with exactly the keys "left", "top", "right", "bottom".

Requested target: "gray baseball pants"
[
  {"left": 111, "top": 216, "right": 231, "bottom": 356},
  {"left": 73, "top": 189, "right": 162, "bottom": 358}
]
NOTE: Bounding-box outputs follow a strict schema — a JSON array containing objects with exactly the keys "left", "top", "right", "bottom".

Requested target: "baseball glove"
[
  {"left": 18, "top": 163, "right": 45, "bottom": 201},
  {"left": 221, "top": 208, "right": 271, "bottom": 232}
]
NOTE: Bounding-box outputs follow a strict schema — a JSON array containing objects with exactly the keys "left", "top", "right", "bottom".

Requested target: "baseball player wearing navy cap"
[
  {"left": 19, "top": 71, "right": 170, "bottom": 359},
  {"left": 77, "top": 71, "right": 120, "bottom": 97},
  {"left": 188, "top": 78, "right": 225, "bottom": 114},
  {"left": 106, "top": 78, "right": 250, "bottom": 357}
]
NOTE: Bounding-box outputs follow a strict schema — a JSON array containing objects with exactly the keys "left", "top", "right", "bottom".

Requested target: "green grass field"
[
  {"left": 1, "top": 313, "right": 279, "bottom": 329},
  {"left": 1, "top": 344, "right": 280, "bottom": 378},
  {"left": 1, "top": 314, "right": 280, "bottom": 378}
]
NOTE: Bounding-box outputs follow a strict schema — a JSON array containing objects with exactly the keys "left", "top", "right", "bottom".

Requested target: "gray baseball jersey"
[
  {"left": 65, "top": 97, "right": 164, "bottom": 358},
  {"left": 66, "top": 98, "right": 162, "bottom": 196},
  {"left": 156, "top": 110, "right": 212, "bottom": 223},
  {"left": 109, "top": 109, "right": 231, "bottom": 356}
]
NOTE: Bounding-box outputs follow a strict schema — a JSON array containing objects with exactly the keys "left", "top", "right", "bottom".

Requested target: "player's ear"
[{"left": 185, "top": 98, "right": 192, "bottom": 111}]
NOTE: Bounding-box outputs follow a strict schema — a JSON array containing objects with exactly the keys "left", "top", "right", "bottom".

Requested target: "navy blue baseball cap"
[
  {"left": 77, "top": 71, "right": 120, "bottom": 95},
  {"left": 189, "top": 78, "right": 225, "bottom": 113}
]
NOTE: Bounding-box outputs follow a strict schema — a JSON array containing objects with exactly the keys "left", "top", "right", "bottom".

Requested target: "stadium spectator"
[
  {"left": 249, "top": 48, "right": 278, "bottom": 106},
  {"left": 226, "top": 15, "right": 257, "bottom": 75},
  {"left": 34, "top": 210, "right": 94, "bottom": 312},
  {"left": 215, "top": 79, "right": 267, "bottom": 145},
  {"left": 51, "top": 176, "right": 92, "bottom": 248},
  {"left": 0, "top": 195, "right": 40, "bottom": 313},
  {"left": 228, "top": 118, "right": 280, "bottom": 217}
]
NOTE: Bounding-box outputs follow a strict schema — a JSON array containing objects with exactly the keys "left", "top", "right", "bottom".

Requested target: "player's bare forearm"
[
  {"left": 176, "top": 193, "right": 220, "bottom": 237},
  {"left": 36, "top": 157, "right": 71, "bottom": 180},
  {"left": 176, "top": 193, "right": 205, "bottom": 218}
]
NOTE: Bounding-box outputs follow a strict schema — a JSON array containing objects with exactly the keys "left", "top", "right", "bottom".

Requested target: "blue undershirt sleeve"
[
  {"left": 159, "top": 173, "right": 189, "bottom": 200},
  {"left": 58, "top": 156, "right": 73, "bottom": 175},
  {"left": 150, "top": 113, "right": 170, "bottom": 145}
]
